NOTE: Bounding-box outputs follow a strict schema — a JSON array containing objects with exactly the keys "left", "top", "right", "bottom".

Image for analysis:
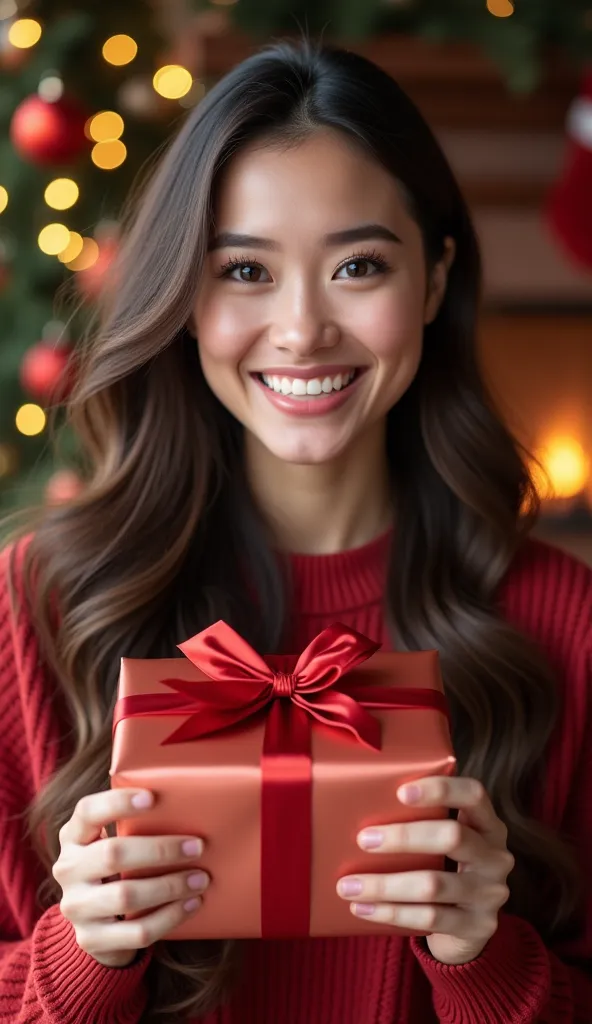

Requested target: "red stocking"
[{"left": 546, "top": 69, "right": 592, "bottom": 271}]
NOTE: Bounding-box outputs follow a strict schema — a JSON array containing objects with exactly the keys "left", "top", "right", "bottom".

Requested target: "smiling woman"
[{"left": 0, "top": 32, "right": 592, "bottom": 1024}]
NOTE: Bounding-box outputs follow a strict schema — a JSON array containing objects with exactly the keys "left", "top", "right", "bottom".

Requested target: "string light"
[
  {"left": 88, "top": 110, "right": 124, "bottom": 142},
  {"left": 0, "top": 186, "right": 7, "bottom": 213},
  {"left": 486, "top": 0, "right": 514, "bottom": 15},
  {"left": 16, "top": 403, "right": 46, "bottom": 436},
  {"left": 57, "top": 231, "right": 84, "bottom": 263},
  {"left": 153, "top": 65, "right": 192, "bottom": 99},
  {"left": 8, "top": 18, "right": 42, "bottom": 48},
  {"left": 539, "top": 437, "right": 589, "bottom": 499},
  {"left": 91, "top": 139, "right": 127, "bottom": 169},
  {"left": 102, "top": 34, "right": 137, "bottom": 66},
  {"left": 38, "top": 75, "right": 64, "bottom": 102},
  {"left": 63, "top": 237, "right": 99, "bottom": 271},
  {"left": 44, "top": 178, "right": 79, "bottom": 210},
  {"left": 38, "top": 223, "right": 70, "bottom": 256}
]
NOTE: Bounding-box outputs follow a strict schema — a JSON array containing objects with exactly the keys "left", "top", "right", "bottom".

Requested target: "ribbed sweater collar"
[{"left": 285, "top": 526, "right": 393, "bottom": 615}]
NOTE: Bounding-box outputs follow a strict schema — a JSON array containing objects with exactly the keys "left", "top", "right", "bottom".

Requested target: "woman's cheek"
[
  {"left": 347, "top": 289, "right": 423, "bottom": 360},
  {"left": 197, "top": 297, "right": 256, "bottom": 364}
]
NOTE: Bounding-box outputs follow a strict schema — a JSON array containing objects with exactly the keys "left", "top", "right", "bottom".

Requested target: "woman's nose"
[{"left": 267, "top": 287, "right": 340, "bottom": 355}]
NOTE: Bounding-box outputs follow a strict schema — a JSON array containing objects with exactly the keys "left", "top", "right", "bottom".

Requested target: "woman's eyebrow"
[{"left": 207, "top": 223, "right": 403, "bottom": 252}]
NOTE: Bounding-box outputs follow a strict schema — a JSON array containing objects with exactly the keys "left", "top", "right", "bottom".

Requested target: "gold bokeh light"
[
  {"left": 44, "top": 178, "right": 79, "bottom": 210},
  {"left": 8, "top": 18, "right": 42, "bottom": 48},
  {"left": 0, "top": 186, "right": 7, "bottom": 214},
  {"left": 38, "top": 223, "right": 70, "bottom": 256},
  {"left": 486, "top": 0, "right": 514, "bottom": 15},
  {"left": 102, "top": 34, "right": 137, "bottom": 66},
  {"left": 57, "top": 231, "right": 84, "bottom": 263},
  {"left": 16, "top": 404, "right": 46, "bottom": 436},
  {"left": 88, "top": 111, "right": 124, "bottom": 142},
  {"left": 153, "top": 65, "right": 192, "bottom": 99},
  {"left": 91, "top": 139, "right": 127, "bottom": 169},
  {"left": 64, "top": 237, "right": 100, "bottom": 271}
]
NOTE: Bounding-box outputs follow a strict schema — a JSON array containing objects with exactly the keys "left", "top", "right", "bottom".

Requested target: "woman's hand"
[
  {"left": 53, "top": 788, "right": 209, "bottom": 968},
  {"left": 337, "top": 776, "right": 514, "bottom": 965}
]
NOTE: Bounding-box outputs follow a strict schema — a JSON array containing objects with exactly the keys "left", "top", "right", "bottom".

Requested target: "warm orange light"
[{"left": 538, "top": 437, "right": 589, "bottom": 499}]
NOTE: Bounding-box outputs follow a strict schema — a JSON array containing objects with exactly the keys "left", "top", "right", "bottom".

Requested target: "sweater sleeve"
[
  {"left": 0, "top": 906, "right": 153, "bottom": 1024},
  {"left": 0, "top": 538, "right": 154, "bottom": 1023},
  {"left": 410, "top": 909, "right": 592, "bottom": 1024}
]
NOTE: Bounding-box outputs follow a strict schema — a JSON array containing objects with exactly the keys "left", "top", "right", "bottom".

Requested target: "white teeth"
[{"left": 260, "top": 370, "right": 356, "bottom": 396}]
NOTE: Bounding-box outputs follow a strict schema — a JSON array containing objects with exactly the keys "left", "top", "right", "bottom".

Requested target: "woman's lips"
[{"left": 250, "top": 369, "right": 365, "bottom": 417}]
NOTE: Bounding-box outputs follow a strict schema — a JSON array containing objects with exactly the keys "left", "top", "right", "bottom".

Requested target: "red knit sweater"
[{"left": 1, "top": 530, "right": 592, "bottom": 1024}]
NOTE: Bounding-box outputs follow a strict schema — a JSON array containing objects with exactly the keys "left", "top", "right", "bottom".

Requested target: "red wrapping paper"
[{"left": 109, "top": 621, "right": 455, "bottom": 940}]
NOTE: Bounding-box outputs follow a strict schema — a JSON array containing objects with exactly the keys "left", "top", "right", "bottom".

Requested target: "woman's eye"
[
  {"left": 226, "top": 263, "right": 269, "bottom": 283},
  {"left": 335, "top": 259, "right": 380, "bottom": 279}
]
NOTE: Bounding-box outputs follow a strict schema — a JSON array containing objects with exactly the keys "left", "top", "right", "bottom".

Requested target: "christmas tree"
[{"left": 0, "top": 0, "right": 187, "bottom": 524}]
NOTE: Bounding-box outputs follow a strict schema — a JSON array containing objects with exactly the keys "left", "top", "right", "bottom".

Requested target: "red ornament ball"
[
  {"left": 45, "top": 469, "right": 83, "bottom": 506},
  {"left": 20, "top": 342, "right": 75, "bottom": 403},
  {"left": 10, "top": 94, "right": 89, "bottom": 166}
]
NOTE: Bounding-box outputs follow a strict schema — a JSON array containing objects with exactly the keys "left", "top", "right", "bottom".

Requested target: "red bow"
[{"left": 113, "top": 620, "right": 383, "bottom": 749}]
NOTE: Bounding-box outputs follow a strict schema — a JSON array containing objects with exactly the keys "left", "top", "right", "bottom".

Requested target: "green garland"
[{"left": 195, "top": 0, "right": 591, "bottom": 93}]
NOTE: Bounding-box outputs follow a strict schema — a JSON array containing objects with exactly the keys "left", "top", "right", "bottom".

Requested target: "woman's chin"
[{"left": 257, "top": 437, "right": 352, "bottom": 467}]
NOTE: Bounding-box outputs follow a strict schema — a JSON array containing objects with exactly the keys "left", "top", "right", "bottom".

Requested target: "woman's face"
[{"left": 192, "top": 129, "right": 453, "bottom": 465}]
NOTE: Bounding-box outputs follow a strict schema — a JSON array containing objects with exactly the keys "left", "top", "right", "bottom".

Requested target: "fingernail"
[
  {"left": 358, "top": 829, "right": 384, "bottom": 850},
  {"left": 338, "top": 878, "right": 363, "bottom": 897},
  {"left": 187, "top": 871, "right": 209, "bottom": 891},
  {"left": 399, "top": 784, "right": 422, "bottom": 804},
  {"left": 353, "top": 903, "right": 376, "bottom": 916},
  {"left": 183, "top": 897, "right": 200, "bottom": 913},
  {"left": 182, "top": 839, "right": 202, "bottom": 856},
  {"left": 131, "top": 791, "right": 153, "bottom": 809}
]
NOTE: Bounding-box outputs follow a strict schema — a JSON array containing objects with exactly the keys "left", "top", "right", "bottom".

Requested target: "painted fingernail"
[
  {"left": 187, "top": 871, "right": 209, "bottom": 891},
  {"left": 183, "top": 897, "right": 200, "bottom": 913},
  {"left": 131, "top": 791, "right": 153, "bottom": 808},
  {"left": 399, "top": 784, "right": 421, "bottom": 804},
  {"left": 353, "top": 903, "right": 376, "bottom": 916},
  {"left": 358, "top": 829, "right": 384, "bottom": 850},
  {"left": 182, "top": 839, "right": 203, "bottom": 856},
  {"left": 338, "top": 878, "right": 363, "bottom": 897}
]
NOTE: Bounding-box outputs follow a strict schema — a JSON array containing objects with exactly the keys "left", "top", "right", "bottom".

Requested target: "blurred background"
[{"left": 0, "top": 0, "right": 591, "bottom": 561}]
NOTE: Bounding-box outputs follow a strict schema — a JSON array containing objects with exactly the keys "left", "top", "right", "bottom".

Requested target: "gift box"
[{"left": 110, "top": 620, "right": 455, "bottom": 940}]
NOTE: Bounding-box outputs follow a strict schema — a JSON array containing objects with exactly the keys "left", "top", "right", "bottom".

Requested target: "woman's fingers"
[
  {"left": 67, "top": 832, "right": 205, "bottom": 885},
  {"left": 348, "top": 900, "right": 468, "bottom": 934},
  {"left": 397, "top": 776, "right": 508, "bottom": 845},
  {"left": 73, "top": 895, "right": 203, "bottom": 959},
  {"left": 59, "top": 789, "right": 156, "bottom": 847},
  {"left": 357, "top": 818, "right": 491, "bottom": 866},
  {"left": 61, "top": 868, "right": 210, "bottom": 921},
  {"left": 337, "top": 869, "right": 509, "bottom": 909}
]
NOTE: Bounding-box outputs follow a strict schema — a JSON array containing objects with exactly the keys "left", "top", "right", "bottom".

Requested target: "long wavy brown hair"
[{"left": 1, "top": 36, "right": 581, "bottom": 1023}]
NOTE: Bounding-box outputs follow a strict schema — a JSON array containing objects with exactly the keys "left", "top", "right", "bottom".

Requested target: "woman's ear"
[{"left": 424, "top": 236, "right": 456, "bottom": 325}]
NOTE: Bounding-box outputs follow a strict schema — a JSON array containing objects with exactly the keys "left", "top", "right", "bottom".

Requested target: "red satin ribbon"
[{"left": 112, "top": 620, "right": 449, "bottom": 938}]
